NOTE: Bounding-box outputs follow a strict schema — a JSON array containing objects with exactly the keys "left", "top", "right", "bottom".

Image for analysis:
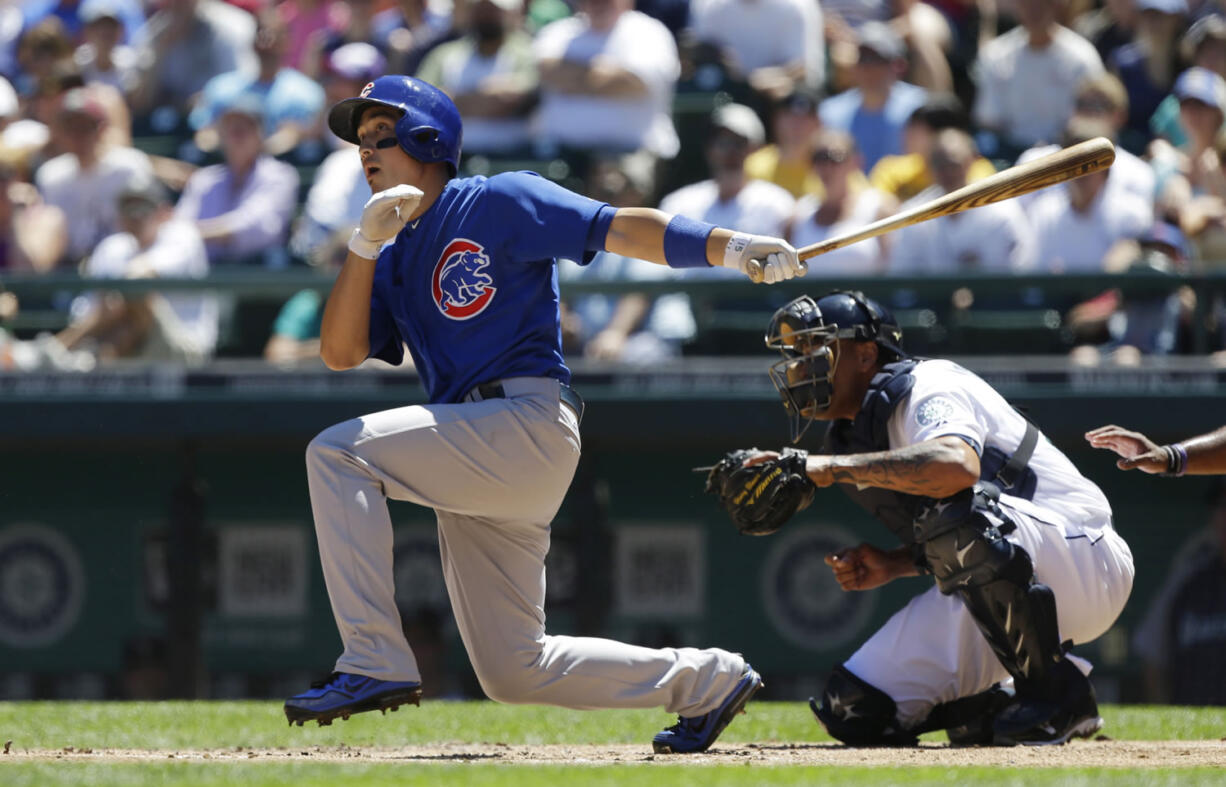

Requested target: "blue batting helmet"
[{"left": 327, "top": 75, "right": 463, "bottom": 173}]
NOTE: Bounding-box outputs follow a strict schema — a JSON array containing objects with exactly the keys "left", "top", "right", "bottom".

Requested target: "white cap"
[{"left": 711, "top": 103, "right": 765, "bottom": 146}]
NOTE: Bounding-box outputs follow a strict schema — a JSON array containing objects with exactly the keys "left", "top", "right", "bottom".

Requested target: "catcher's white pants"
[
  {"left": 844, "top": 503, "right": 1134, "bottom": 727},
  {"left": 305, "top": 376, "right": 746, "bottom": 715}
]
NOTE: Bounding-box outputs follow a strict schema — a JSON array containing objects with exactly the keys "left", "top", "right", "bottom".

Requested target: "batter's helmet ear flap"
[{"left": 327, "top": 75, "right": 463, "bottom": 174}]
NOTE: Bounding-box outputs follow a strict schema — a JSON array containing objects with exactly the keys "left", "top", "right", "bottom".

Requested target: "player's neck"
[{"left": 405, "top": 167, "right": 451, "bottom": 221}]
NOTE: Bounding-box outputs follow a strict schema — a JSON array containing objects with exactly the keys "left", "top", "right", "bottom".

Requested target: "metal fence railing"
[{"left": 2, "top": 270, "right": 1224, "bottom": 355}]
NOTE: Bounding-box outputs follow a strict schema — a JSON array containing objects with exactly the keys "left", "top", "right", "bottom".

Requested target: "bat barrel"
[{"left": 796, "top": 136, "right": 1116, "bottom": 262}]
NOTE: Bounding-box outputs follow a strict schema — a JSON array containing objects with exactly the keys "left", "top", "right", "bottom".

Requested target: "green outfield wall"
[{"left": 0, "top": 358, "right": 1220, "bottom": 703}]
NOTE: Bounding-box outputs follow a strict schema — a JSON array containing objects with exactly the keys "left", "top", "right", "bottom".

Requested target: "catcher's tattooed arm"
[{"left": 805, "top": 436, "right": 980, "bottom": 498}]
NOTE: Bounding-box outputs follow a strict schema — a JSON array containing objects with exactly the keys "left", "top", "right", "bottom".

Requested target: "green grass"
[
  {"left": 1, "top": 702, "right": 1223, "bottom": 786},
  {"left": 2, "top": 700, "right": 1223, "bottom": 750}
]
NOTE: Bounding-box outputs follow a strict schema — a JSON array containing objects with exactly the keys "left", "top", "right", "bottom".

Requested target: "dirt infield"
[{"left": 6, "top": 740, "right": 1225, "bottom": 768}]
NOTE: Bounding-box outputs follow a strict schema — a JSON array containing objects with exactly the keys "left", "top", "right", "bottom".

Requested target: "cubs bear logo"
[{"left": 431, "top": 239, "right": 497, "bottom": 320}]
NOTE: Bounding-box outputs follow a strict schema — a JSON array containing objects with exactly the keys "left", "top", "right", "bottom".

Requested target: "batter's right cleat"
[
  {"left": 651, "top": 664, "right": 763, "bottom": 754},
  {"left": 284, "top": 672, "right": 422, "bottom": 727}
]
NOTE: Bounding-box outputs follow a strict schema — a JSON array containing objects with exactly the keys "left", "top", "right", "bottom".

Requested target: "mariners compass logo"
[{"left": 431, "top": 239, "right": 497, "bottom": 320}]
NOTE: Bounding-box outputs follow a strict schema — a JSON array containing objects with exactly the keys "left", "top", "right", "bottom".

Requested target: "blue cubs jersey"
[{"left": 367, "top": 171, "right": 611, "bottom": 404}]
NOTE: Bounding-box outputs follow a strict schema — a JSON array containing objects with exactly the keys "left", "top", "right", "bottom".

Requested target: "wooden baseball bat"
[{"left": 746, "top": 136, "right": 1116, "bottom": 282}]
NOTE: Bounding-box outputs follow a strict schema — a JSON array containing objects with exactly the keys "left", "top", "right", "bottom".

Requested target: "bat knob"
[{"left": 747, "top": 259, "right": 763, "bottom": 283}]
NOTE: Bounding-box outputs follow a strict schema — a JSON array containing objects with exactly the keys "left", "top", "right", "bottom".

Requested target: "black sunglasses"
[{"left": 813, "top": 148, "right": 850, "bottom": 164}]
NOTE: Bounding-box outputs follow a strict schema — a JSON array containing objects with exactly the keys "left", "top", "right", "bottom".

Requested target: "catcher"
[{"left": 703, "top": 290, "right": 1134, "bottom": 746}]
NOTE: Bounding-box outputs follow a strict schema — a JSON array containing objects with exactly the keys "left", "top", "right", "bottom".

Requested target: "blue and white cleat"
[
  {"left": 652, "top": 664, "right": 764, "bottom": 753},
  {"left": 284, "top": 672, "right": 422, "bottom": 727}
]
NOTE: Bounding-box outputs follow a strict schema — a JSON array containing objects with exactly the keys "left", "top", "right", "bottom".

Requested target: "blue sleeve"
[
  {"left": 367, "top": 256, "right": 405, "bottom": 366},
  {"left": 485, "top": 172, "right": 610, "bottom": 265}
]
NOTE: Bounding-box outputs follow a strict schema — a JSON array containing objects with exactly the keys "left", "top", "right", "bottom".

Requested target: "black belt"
[{"left": 473, "top": 381, "right": 585, "bottom": 424}]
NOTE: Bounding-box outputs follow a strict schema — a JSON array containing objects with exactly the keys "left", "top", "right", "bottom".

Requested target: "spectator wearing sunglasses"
[{"left": 787, "top": 128, "right": 896, "bottom": 274}]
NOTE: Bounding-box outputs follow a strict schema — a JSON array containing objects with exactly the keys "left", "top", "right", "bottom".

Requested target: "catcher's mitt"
[{"left": 703, "top": 447, "right": 816, "bottom": 536}]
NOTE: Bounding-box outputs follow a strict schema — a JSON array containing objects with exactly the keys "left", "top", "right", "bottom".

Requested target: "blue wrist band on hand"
[{"left": 663, "top": 214, "right": 717, "bottom": 268}]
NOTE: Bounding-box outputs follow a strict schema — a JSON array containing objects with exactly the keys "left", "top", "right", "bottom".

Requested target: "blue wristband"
[{"left": 663, "top": 214, "right": 717, "bottom": 268}]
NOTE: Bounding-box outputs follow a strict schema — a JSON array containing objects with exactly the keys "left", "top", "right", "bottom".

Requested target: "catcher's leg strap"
[
  {"left": 910, "top": 683, "right": 1017, "bottom": 745},
  {"left": 914, "top": 489, "right": 1063, "bottom": 693},
  {"left": 812, "top": 665, "right": 918, "bottom": 746}
]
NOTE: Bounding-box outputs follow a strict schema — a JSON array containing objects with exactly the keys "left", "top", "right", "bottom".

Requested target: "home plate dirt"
[{"left": 6, "top": 740, "right": 1226, "bottom": 767}]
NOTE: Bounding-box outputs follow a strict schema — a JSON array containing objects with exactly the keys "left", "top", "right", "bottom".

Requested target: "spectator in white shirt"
[
  {"left": 34, "top": 87, "right": 153, "bottom": 264},
  {"left": 1028, "top": 120, "right": 1151, "bottom": 273},
  {"left": 688, "top": 0, "right": 824, "bottom": 103},
  {"left": 1016, "top": 74, "right": 1157, "bottom": 213},
  {"left": 533, "top": 0, "right": 680, "bottom": 159},
  {"left": 657, "top": 103, "right": 795, "bottom": 280},
  {"left": 973, "top": 0, "right": 1104, "bottom": 160},
  {"left": 890, "top": 128, "right": 1036, "bottom": 274},
  {"left": 56, "top": 176, "right": 217, "bottom": 365}
]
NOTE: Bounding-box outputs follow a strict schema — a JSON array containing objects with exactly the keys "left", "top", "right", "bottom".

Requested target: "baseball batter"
[
  {"left": 744, "top": 291, "right": 1134, "bottom": 746},
  {"left": 283, "top": 75, "right": 805, "bottom": 754}
]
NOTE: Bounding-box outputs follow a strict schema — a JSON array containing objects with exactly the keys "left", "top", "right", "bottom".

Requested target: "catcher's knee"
[
  {"left": 812, "top": 665, "right": 917, "bottom": 746},
  {"left": 915, "top": 490, "right": 1026, "bottom": 594}
]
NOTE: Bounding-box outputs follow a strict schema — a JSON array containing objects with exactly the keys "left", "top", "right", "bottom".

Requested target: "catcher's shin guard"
[
  {"left": 811, "top": 665, "right": 917, "bottom": 746},
  {"left": 914, "top": 488, "right": 1064, "bottom": 694}
]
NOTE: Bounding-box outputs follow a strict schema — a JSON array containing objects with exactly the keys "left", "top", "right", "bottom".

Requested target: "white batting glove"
[
  {"left": 348, "top": 184, "right": 425, "bottom": 260},
  {"left": 722, "top": 233, "right": 806, "bottom": 283}
]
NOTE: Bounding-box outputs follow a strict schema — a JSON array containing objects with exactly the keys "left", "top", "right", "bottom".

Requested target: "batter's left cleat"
[
  {"left": 652, "top": 664, "right": 763, "bottom": 754},
  {"left": 284, "top": 672, "right": 422, "bottom": 727}
]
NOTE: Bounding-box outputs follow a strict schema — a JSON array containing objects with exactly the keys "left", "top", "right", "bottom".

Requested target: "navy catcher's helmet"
[
  {"left": 327, "top": 75, "right": 463, "bottom": 174},
  {"left": 765, "top": 291, "right": 904, "bottom": 441}
]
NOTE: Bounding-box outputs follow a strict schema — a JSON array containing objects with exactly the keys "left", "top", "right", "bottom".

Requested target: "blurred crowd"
[{"left": 0, "top": 0, "right": 1225, "bottom": 369}]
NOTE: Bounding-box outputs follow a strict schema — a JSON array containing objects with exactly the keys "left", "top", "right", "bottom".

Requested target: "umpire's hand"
[{"left": 1085, "top": 424, "right": 1167, "bottom": 473}]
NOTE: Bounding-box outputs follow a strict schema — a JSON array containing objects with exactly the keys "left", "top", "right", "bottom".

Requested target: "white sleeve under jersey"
[{"left": 886, "top": 359, "right": 1112, "bottom": 529}]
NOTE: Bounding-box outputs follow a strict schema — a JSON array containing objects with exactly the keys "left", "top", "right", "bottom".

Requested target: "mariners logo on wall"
[
  {"left": 431, "top": 239, "right": 497, "bottom": 320},
  {"left": 761, "top": 524, "right": 875, "bottom": 651},
  {"left": 0, "top": 524, "right": 85, "bottom": 648}
]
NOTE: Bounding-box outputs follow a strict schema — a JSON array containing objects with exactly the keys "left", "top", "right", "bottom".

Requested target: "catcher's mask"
[{"left": 765, "top": 291, "right": 904, "bottom": 442}]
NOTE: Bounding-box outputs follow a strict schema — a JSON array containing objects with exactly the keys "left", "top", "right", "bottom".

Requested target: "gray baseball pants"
[{"left": 305, "top": 376, "right": 746, "bottom": 716}]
